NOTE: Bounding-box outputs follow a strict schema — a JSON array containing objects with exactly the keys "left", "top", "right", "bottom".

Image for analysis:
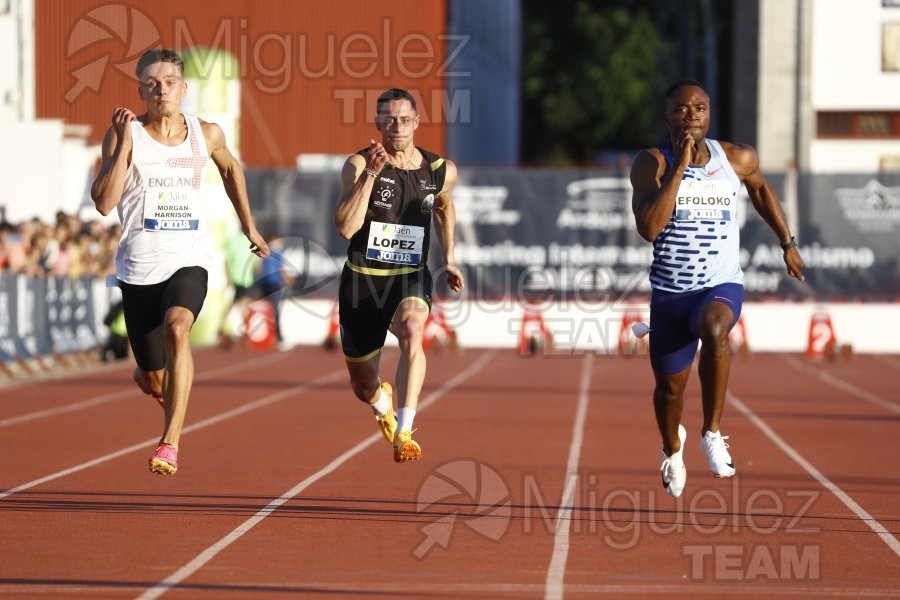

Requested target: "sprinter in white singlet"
[{"left": 91, "top": 49, "right": 269, "bottom": 475}]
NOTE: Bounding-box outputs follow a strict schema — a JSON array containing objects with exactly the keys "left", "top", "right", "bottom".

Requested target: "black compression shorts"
[
  {"left": 338, "top": 263, "right": 432, "bottom": 361},
  {"left": 119, "top": 266, "right": 208, "bottom": 372}
]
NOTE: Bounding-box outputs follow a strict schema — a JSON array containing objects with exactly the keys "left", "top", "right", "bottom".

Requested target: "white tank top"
[
  {"left": 115, "top": 115, "right": 212, "bottom": 285},
  {"left": 650, "top": 139, "right": 743, "bottom": 293}
]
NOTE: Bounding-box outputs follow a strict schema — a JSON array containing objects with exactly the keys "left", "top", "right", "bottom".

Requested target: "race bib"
[
  {"left": 674, "top": 179, "right": 734, "bottom": 222},
  {"left": 142, "top": 167, "right": 202, "bottom": 231},
  {"left": 366, "top": 221, "right": 425, "bottom": 265}
]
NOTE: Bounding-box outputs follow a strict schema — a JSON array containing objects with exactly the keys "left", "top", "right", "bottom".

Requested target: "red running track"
[{"left": 0, "top": 346, "right": 898, "bottom": 599}]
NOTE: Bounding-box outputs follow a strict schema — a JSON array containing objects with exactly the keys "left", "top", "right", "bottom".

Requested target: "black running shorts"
[
  {"left": 338, "top": 264, "right": 432, "bottom": 361},
  {"left": 119, "top": 266, "right": 209, "bottom": 372}
]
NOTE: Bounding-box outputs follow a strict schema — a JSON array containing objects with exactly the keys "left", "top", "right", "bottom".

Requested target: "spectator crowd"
[{"left": 0, "top": 211, "right": 119, "bottom": 279}]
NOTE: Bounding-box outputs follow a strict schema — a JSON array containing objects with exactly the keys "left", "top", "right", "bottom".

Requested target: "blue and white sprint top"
[{"left": 650, "top": 138, "right": 743, "bottom": 294}]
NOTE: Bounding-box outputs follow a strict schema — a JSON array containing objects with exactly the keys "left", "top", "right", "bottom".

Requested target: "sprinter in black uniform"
[{"left": 334, "top": 88, "right": 464, "bottom": 463}]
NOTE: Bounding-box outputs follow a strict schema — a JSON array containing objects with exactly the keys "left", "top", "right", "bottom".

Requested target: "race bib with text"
[
  {"left": 366, "top": 221, "right": 425, "bottom": 264},
  {"left": 674, "top": 179, "right": 734, "bottom": 222},
  {"left": 142, "top": 168, "right": 202, "bottom": 231}
]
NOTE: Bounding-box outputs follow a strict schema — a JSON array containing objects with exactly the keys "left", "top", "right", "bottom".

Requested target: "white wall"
[
  {"left": 806, "top": 0, "right": 900, "bottom": 173},
  {"left": 0, "top": 0, "right": 34, "bottom": 122},
  {"left": 278, "top": 298, "right": 900, "bottom": 354},
  {"left": 810, "top": 139, "right": 900, "bottom": 173},
  {"left": 758, "top": 0, "right": 800, "bottom": 172},
  {"left": 756, "top": 0, "right": 900, "bottom": 174},
  {"left": 0, "top": 120, "right": 98, "bottom": 224},
  {"left": 811, "top": 0, "right": 900, "bottom": 109}
]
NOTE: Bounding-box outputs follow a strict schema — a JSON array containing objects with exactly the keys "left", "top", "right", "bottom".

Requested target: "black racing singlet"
[{"left": 346, "top": 147, "right": 447, "bottom": 272}]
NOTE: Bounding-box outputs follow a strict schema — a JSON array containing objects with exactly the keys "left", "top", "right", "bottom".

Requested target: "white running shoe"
[
  {"left": 660, "top": 424, "right": 687, "bottom": 497},
  {"left": 700, "top": 430, "right": 736, "bottom": 477}
]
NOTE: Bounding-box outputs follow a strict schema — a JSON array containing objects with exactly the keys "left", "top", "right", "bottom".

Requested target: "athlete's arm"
[
  {"left": 433, "top": 160, "right": 464, "bottom": 293},
  {"left": 630, "top": 144, "right": 685, "bottom": 242},
  {"left": 724, "top": 141, "right": 804, "bottom": 281},
  {"left": 333, "top": 140, "right": 388, "bottom": 239},
  {"left": 203, "top": 120, "right": 269, "bottom": 257},
  {"left": 91, "top": 108, "right": 135, "bottom": 216}
]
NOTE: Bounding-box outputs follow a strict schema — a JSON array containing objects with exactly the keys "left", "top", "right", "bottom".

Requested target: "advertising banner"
[
  {"left": 0, "top": 276, "right": 104, "bottom": 361},
  {"left": 243, "top": 169, "right": 900, "bottom": 302}
]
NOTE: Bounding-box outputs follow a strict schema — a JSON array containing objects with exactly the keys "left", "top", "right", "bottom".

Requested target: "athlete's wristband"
[
  {"left": 364, "top": 168, "right": 377, "bottom": 179},
  {"left": 780, "top": 236, "right": 797, "bottom": 251}
]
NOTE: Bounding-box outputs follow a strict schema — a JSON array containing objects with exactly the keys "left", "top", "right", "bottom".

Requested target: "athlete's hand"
[
  {"left": 112, "top": 107, "right": 136, "bottom": 154},
  {"left": 445, "top": 264, "right": 464, "bottom": 293},
  {"left": 244, "top": 226, "right": 270, "bottom": 258},
  {"left": 784, "top": 247, "right": 805, "bottom": 282},
  {"left": 365, "top": 139, "right": 389, "bottom": 175},
  {"left": 673, "top": 129, "right": 695, "bottom": 171}
]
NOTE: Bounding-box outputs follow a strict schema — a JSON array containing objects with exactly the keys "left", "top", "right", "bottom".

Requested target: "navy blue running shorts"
[{"left": 648, "top": 282, "right": 744, "bottom": 374}]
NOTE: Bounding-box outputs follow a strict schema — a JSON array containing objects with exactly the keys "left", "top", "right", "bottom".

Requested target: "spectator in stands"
[{"left": 257, "top": 235, "right": 294, "bottom": 346}]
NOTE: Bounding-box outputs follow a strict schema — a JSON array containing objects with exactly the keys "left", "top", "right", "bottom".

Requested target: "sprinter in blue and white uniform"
[{"left": 630, "top": 80, "right": 805, "bottom": 497}]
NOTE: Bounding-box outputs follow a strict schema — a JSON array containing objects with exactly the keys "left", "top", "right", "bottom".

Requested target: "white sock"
[
  {"left": 396, "top": 407, "right": 416, "bottom": 432},
  {"left": 369, "top": 387, "right": 391, "bottom": 417}
]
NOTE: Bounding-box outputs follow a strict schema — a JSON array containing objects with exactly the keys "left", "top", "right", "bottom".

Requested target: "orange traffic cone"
[
  {"left": 518, "top": 303, "right": 552, "bottom": 356},
  {"left": 245, "top": 300, "right": 276, "bottom": 350},
  {"left": 806, "top": 310, "right": 837, "bottom": 359}
]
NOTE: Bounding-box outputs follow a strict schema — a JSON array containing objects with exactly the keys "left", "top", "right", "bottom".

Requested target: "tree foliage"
[{"left": 520, "top": 0, "right": 732, "bottom": 165}]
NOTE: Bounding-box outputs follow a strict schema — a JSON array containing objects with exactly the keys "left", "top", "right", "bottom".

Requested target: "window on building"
[
  {"left": 884, "top": 22, "right": 900, "bottom": 71},
  {"left": 817, "top": 112, "right": 900, "bottom": 138}
]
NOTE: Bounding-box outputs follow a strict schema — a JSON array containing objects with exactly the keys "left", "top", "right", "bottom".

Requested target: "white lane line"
[
  {"left": 781, "top": 354, "right": 900, "bottom": 414},
  {"left": 0, "top": 352, "right": 292, "bottom": 428},
  {"left": 0, "top": 368, "right": 345, "bottom": 501},
  {"left": 0, "top": 389, "right": 138, "bottom": 428},
  {"left": 729, "top": 392, "right": 900, "bottom": 559},
  {"left": 135, "top": 350, "right": 496, "bottom": 600},
  {"left": 544, "top": 353, "right": 593, "bottom": 600}
]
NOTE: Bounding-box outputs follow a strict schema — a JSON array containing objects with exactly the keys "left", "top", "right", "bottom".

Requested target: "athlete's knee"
[
  {"left": 163, "top": 316, "right": 193, "bottom": 347},
  {"left": 654, "top": 375, "right": 686, "bottom": 405},
  {"left": 700, "top": 320, "right": 732, "bottom": 352},
  {"left": 350, "top": 378, "right": 379, "bottom": 403},
  {"left": 394, "top": 317, "right": 425, "bottom": 348},
  {"left": 133, "top": 367, "right": 163, "bottom": 396},
  {"left": 699, "top": 303, "right": 734, "bottom": 344},
  {"left": 654, "top": 385, "right": 682, "bottom": 406}
]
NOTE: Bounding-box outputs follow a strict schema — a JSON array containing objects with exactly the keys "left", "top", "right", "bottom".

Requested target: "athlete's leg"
[
  {"left": 152, "top": 267, "right": 208, "bottom": 450},
  {"left": 648, "top": 290, "right": 697, "bottom": 456},
  {"left": 122, "top": 281, "right": 166, "bottom": 407},
  {"left": 697, "top": 300, "right": 735, "bottom": 434},
  {"left": 345, "top": 353, "right": 383, "bottom": 405},
  {"left": 653, "top": 367, "right": 691, "bottom": 456},
  {"left": 693, "top": 284, "right": 743, "bottom": 434},
  {"left": 133, "top": 367, "right": 164, "bottom": 405},
  {"left": 389, "top": 297, "right": 430, "bottom": 413},
  {"left": 158, "top": 305, "right": 196, "bottom": 448}
]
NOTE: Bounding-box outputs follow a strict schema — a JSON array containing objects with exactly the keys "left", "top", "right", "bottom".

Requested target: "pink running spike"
[{"left": 149, "top": 443, "right": 178, "bottom": 475}]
